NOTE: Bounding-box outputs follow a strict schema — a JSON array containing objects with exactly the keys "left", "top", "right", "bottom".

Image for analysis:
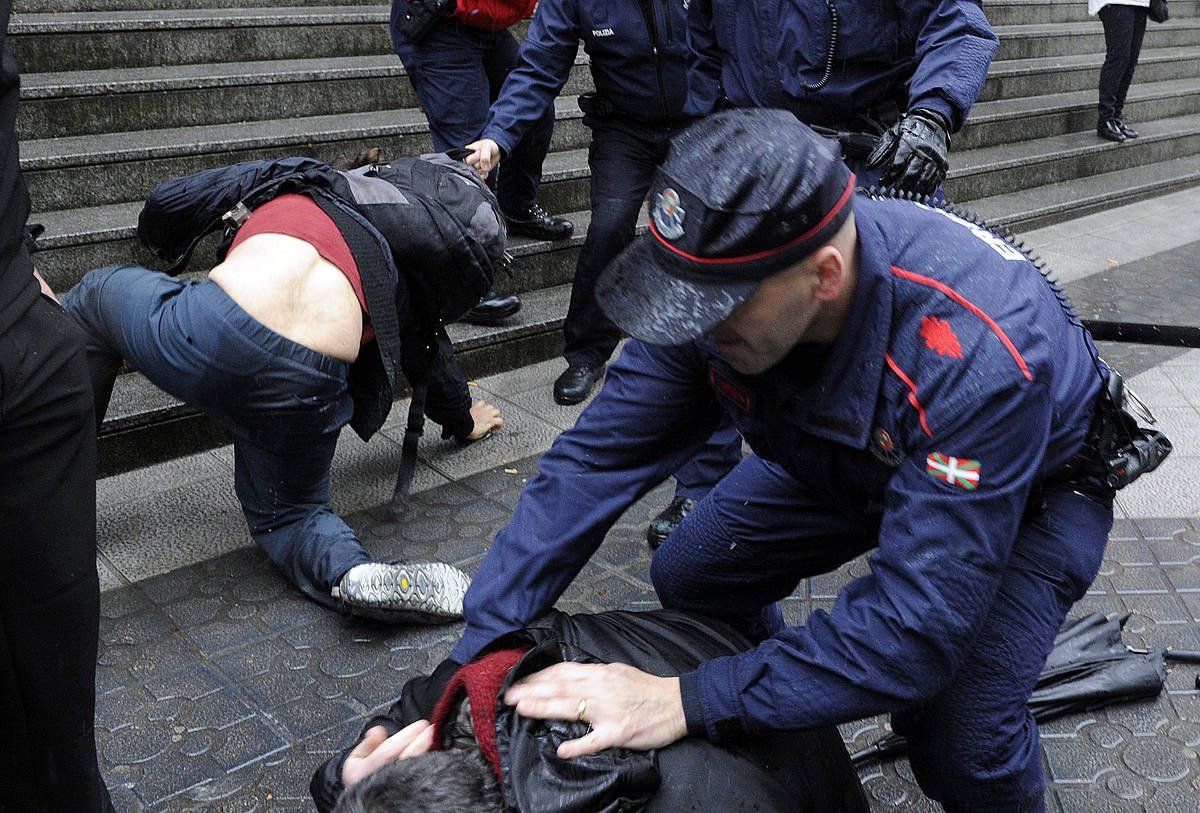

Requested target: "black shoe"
[
  {"left": 1097, "top": 120, "right": 1126, "bottom": 143},
  {"left": 460, "top": 290, "right": 521, "bottom": 326},
  {"left": 646, "top": 496, "right": 697, "bottom": 551},
  {"left": 1116, "top": 119, "right": 1139, "bottom": 139},
  {"left": 504, "top": 204, "right": 574, "bottom": 241},
  {"left": 553, "top": 364, "right": 603, "bottom": 405}
]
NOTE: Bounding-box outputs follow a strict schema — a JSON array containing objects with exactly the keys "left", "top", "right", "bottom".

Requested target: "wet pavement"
[{"left": 92, "top": 189, "right": 1200, "bottom": 811}]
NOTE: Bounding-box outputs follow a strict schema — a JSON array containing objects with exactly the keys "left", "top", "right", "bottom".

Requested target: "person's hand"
[
  {"left": 467, "top": 399, "right": 503, "bottom": 441},
  {"left": 866, "top": 109, "right": 950, "bottom": 197},
  {"left": 465, "top": 139, "right": 502, "bottom": 180},
  {"left": 341, "top": 720, "right": 436, "bottom": 788},
  {"left": 503, "top": 662, "right": 688, "bottom": 759}
]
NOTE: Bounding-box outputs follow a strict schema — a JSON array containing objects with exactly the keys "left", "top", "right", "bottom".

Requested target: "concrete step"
[
  {"left": 970, "top": 153, "right": 1200, "bottom": 231},
  {"left": 16, "top": 0, "right": 379, "bottom": 10},
  {"left": 959, "top": 76, "right": 1200, "bottom": 150},
  {"left": 946, "top": 110, "right": 1200, "bottom": 201},
  {"left": 20, "top": 97, "right": 589, "bottom": 212},
  {"left": 17, "top": 54, "right": 594, "bottom": 140},
  {"left": 985, "top": 0, "right": 1199, "bottom": 26},
  {"left": 978, "top": 46, "right": 1200, "bottom": 103},
  {"left": 95, "top": 282, "right": 574, "bottom": 477},
  {"left": 7, "top": 7, "right": 394, "bottom": 72},
  {"left": 994, "top": 20, "right": 1200, "bottom": 62}
]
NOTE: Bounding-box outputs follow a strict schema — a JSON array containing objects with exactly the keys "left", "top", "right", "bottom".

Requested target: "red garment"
[
  {"left": 429, "top": 648, "right": 528, "bottom": 786},
  {"left": 228, "top": 193, "right": 374, "bottom": 344},
  {"left": 453, "top": 0, "right": 536, "bottom": 31}
]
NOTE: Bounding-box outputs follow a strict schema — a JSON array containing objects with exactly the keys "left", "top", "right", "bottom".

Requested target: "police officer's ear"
[{"left": 806, "top": 245, "right": 848, "bottom": 303}]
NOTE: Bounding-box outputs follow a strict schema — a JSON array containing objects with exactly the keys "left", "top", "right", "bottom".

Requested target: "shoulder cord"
[{"left": 799, "top": 0, "right": 839, "bottom": 93}]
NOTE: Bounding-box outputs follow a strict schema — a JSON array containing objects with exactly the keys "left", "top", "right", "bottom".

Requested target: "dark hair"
[{"left": 333, "top": 748, "right": 503, "bottom": 813}]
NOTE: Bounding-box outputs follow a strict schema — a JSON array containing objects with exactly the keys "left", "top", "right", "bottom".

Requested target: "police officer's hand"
[
  {"left": 465, "top": 139, "right": 502, "bottom": 180},
  {"left": 504, "top": 662, "right": 688, "bottom": 758},
  {"left": 867, "top": 109, "right": 950, "bottom": 197}
]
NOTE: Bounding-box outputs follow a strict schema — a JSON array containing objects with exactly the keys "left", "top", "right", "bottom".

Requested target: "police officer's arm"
[
  {"left": 679, "top": 379, "right": 1053, "bottom": 738},
  {"left": 683, "top": 0, "right": 724, "bottom": 117},
  {"left": 474, "top": 0, "right": 582, "bottom": 160},
  {"left": 898, "top": 0, "right": 999, "bottom": 132},
  {"left": 449, "top": 340, "right": 724, "bottom": 663}
]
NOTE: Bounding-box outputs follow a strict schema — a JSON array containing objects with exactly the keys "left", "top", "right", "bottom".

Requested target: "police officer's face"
[{"left": 708, "top": 243, "right": 853, "bottom": 375}]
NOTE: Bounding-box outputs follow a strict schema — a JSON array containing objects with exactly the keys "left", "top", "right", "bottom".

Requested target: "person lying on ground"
[{"left": 313, "top": 608, "right": 869, "bottom": 812}]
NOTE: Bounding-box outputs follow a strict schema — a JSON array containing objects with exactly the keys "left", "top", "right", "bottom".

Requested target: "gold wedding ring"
[{"left": 576, "top": 697, "right": 588, "bottom": 723}]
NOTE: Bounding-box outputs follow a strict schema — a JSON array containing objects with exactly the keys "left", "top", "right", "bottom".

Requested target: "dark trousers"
[
  {"left": 62, "top": 266, "right": 373, "bottom": 612},
  {"left": 0, "top": 295, "right": 113, "bottom": 812},
  {"left": 653, "top": 454, "right": 1113, "bottom": 812},
  {"left": 390, "top": 14, "right": 551, "bottom": 213},
  {"left": 574, "top": 117, "right": 743, "bottom": 500},
  {"left": 1098, "top": 4, "right": 1148, "bottom": 122}
]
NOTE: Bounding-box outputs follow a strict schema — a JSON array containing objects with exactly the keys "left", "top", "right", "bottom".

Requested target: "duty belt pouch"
[
  {"left": 1063, "top": 371, "right": 1172, "bottom": 490},
  {"left": 394, "top": 0, "right": 455, "bottom": 41},
  {"left": 578, "top": 92, "right": 620, "bottom": 122}
]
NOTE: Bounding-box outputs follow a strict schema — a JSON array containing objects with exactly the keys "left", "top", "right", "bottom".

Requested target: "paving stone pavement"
[{"left": 91, "top": 193, "right": 1200, "bottom": 810}]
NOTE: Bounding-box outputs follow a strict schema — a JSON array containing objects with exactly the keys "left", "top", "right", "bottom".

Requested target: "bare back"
[{"left": 209, "top": 232, "right": 363, "bottom": 363}]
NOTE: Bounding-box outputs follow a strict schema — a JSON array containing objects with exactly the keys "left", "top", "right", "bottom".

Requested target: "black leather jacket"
[{"left": 311, "top": 609, "right": 869, "bottom": 812}]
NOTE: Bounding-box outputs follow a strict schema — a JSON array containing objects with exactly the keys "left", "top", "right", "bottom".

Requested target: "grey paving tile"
[
  {"left": 98, "top": 474, "right": 251, "bottom": 582},
  {"left": 97, "top": 553, "right": 126, "bottom": 591},
  {"left": 1116, "top": 454, "right": 1200, "bottom": 519},
  {"left": 327, "top": 428, "right": 448, "bottom": 516},
  {"left": 97, "top": 449, "right": 232, "bottom": 507},
  {"left": 473, "top": 356, "right": 565, "bottom": 396}
]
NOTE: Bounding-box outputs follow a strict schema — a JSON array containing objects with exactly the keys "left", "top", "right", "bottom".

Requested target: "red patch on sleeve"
[{"left": 919, "top": 315, "right": 964, "bottom": 359}]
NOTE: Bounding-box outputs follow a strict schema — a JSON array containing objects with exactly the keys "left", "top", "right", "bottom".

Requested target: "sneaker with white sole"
[{"left": 332, "top": 562, "right": 470, "bottom": 623}]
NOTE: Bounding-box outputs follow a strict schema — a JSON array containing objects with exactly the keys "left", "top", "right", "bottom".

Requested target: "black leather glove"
[{"left": 866, "top": 109, "right": 951, "bottom": 197}]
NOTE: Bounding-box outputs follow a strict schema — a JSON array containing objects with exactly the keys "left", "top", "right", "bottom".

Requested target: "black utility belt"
[
  {"left": 578, "top": 92, "right": 688, "bottom": 130},
  {"left": 1057, "top": 371, "right": 1172, "bottom": 491}
]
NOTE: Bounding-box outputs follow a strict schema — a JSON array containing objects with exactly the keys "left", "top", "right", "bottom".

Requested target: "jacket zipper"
[{"left": 635, "top": 0, "right": 670, "bottom": 120}]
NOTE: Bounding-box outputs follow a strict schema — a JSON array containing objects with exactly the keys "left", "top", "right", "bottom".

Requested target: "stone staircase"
[{"left": 10, "top": 0, "right": 1200, "bottom": 475}]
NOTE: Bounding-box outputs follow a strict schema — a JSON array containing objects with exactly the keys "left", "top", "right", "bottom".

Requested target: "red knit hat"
[{"left": 428, "top": 648, "right": 528, "bottom": 786}]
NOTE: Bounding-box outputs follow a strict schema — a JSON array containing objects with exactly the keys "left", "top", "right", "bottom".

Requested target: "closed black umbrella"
[{"left": 851, "top": 613, "right": 1184, "bottom": 766}]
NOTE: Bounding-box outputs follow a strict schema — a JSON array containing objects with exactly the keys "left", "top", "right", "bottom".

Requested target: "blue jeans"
[
  {"left": 390, "top": 15, "right": 551, "bottom": 213},
  {"left": 653, "top": 453, "right": 1112, "bottom": 812},
  {"left": 62, "top": 266, "right": 372, "bottom": 610}
]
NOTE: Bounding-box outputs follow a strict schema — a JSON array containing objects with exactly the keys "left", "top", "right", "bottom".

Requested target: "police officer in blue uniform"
[
  {"left": 464, "top": 0, "right": 742, "bottom": 544},
  {"left": 446, "top": 111, "right": 1137, "bottom": 811},
  {"left": 687, "top": 0, "right": 999, "bottom": 194}
]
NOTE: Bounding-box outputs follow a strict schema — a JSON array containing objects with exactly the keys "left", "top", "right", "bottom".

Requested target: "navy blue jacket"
[
  {"left": 686, "top": 0, "right": 999, "bottom": 132},
  {"left": 483, "top": 0, "right": 691, "bottom": 155},
  {"left": 450, "top": 194, "right": 1105, "bottom": 737}
]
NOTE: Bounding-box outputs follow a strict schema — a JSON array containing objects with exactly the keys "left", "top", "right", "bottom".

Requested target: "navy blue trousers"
[
  {"left": 62, "top": 266, "right": 372, "bottom": 611},
  {"left": 390, "top": 14, "right": 550, "bottom": 214},
  {"left": 653, "top": 453, "right": 1112, "bottom": 812},
  {"left": 576, "top": 117, "right": 742, "bottom": 500}
]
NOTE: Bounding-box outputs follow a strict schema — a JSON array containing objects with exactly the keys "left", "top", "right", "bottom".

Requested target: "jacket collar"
[{"left": 785, "top": 201, "right": 893, "bottom": 449}]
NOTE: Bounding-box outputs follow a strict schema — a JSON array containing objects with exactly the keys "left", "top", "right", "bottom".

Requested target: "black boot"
[
  {"left": 460, "top": 290, "right": 521, "bottom": 326},
  {"left": 1116, "top": 119, "right": 1139, "bottom": 139},
  {"left": 646, "top": 496, "right": 697, "bottom": 551},
  {"left": 553, "top": 364, "right": 603, "bottom": 405},
  {"left": 505, "top": 204, "right": 574, "bottom": 241},
  {"left": 1097, "top": 120, "right": 1126, "bottom": 143}
]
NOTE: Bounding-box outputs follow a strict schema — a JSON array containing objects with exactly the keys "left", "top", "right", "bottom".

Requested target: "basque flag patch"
[{"left": 926, "top": 452, "right": 981, "bottom": 490}]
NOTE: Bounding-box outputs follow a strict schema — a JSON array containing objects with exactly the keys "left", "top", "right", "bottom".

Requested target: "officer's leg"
[
  {"left": 652, "top": 453, "right": 873, "bottom": 640},
  {"left": 390, "top": 20, "right": 489, "bottom": 154},
  {"left": 563, "top": 122, "right": 655, "bottom": 369},
  {"left": 232, "top": 432, "right": 372, "bottom": 611},
  {"left": 893, "top": 483, "right": 1113, "bottom": 812},
  {"left": 0, "top": 297, "right": 113, "bottom": 812},
  {"left": 669, "top": 417, "right": 743, "bottom": 502},
  {"left": 485, "top": 28, "right": 551, "bottom": 213}
]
